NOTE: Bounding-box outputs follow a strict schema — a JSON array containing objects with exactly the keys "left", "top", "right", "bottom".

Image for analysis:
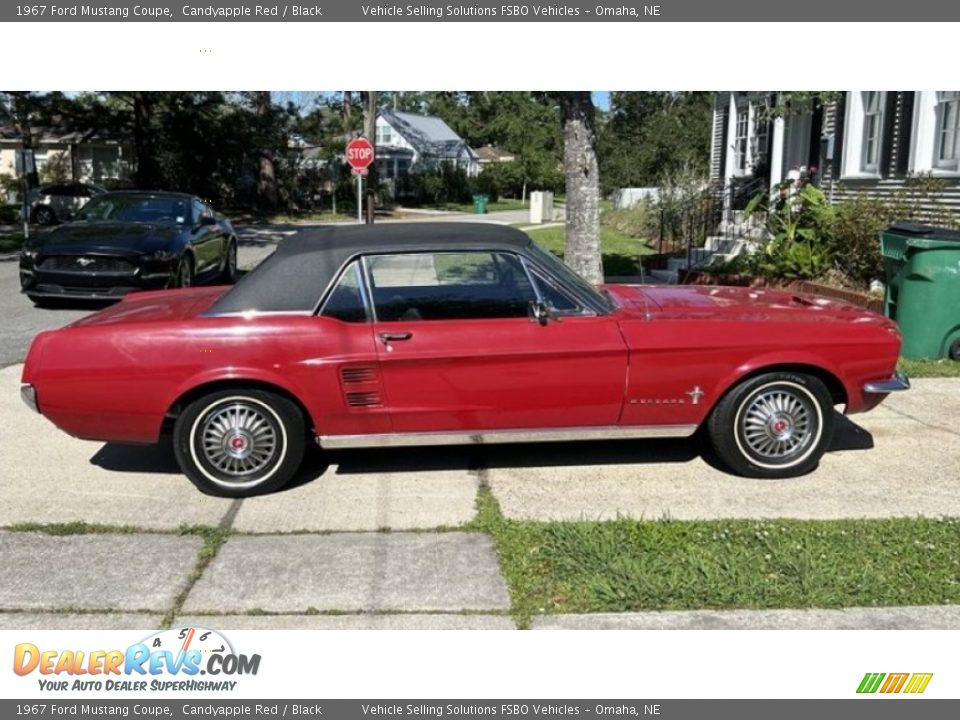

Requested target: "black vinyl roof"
[{"left": 206, "top": 222, "right": 535, "bottom": 315}]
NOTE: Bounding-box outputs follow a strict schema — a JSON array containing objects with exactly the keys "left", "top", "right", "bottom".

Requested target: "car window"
[
  {"left": 528, "top": 267, "right": 581, "bottom": 313},
  {"left": 77, "top": 194, "right": 189, "bottom": 224},
  {"left": 366, "top": 251, "right": 536, "bottom": 322},
  {"left": 321, "top": 260, "right": 369, "bottom": 323},
  {"left": 192, "top": 199, "right": 205, "bottom": 224}
]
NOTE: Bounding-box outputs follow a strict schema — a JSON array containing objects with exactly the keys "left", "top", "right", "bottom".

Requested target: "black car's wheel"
[
  {"left": 32, "top": 206, "right": 57, "bottom": 225},
  {"left": 221, "top": 239, "right": 238, "bottom": 283},
  {"left": 176, "top": 254, "right": 194, "bottom": 288},
  {"left": 707, "top": 371, "right": 835, "bottom": 478},
  {"left": 173, "top": 388, "right": 306, "bottom": 497}
]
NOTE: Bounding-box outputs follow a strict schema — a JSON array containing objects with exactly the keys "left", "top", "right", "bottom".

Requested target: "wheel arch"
[
  {"left": 707, "top": 361, "right": 848, "bottom": 417},
  {"left": 162, "top": 377, "right": 316, "bottom": 438}
]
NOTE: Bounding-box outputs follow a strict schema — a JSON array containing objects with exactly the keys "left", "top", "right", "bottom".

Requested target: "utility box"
[{"left": 529, "top": 191, "right": 554, "bottom": 225}]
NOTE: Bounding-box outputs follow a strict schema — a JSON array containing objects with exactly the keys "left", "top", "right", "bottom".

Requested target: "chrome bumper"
[
  {"left": 20, "top": 383, "right": 39, "bottom": 413},
  {"left": 863, "top": 372, "right": 911, "bottom": 394}
]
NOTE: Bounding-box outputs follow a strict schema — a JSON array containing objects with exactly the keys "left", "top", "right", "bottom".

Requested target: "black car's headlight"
[
  {"left": 20, "top": 248, "right": 38, "bottom": 262},
  {"left": 149, "top": 249, "right": 178, "bottom": 262}
]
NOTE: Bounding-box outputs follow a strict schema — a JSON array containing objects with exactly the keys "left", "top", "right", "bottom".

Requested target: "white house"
[
  {"left": 710, "top": 91, "right": 960, "bottom": 216},
  {"left": 374, "top": 109, "right": 479, "bottom": 191}
]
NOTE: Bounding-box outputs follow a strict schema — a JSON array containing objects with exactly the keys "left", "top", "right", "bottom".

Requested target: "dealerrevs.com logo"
[{"left": 13, "top": 627, "right": 261, "bottom": 692}]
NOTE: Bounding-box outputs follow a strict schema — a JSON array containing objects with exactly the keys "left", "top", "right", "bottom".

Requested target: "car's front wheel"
[
  {"left": 707, "top": 371, "right": 834, "bottom": 478},
  {"left": 176, "top": 254, "right": 194, "bottom": 288},
  {"left": 173, "top": 389, "right": 306, "bottom": 497},
  {"left": 221, "top": 239, "right": 238, "bottom": 283}
]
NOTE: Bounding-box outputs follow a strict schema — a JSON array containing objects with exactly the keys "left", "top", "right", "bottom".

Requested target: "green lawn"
[
  {"left": 899, "top": 357, "right": 960, "bottom": 378},
  {"left": 524, "top": 225, "right": 653, "bottom": 276},
  {"left": 471, "top": 491, "right": 960, "bottom": 626}
]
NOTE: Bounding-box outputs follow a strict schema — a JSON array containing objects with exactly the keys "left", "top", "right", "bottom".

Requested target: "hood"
[
  {"left": 31, "top": 221, "right": 181, "bottom": 256},
  {"left": 66, "top": 287, "right": 227, "bottom": 328},
  {"left": 606, "top": 284, "right": 890, "bottom": 324}
]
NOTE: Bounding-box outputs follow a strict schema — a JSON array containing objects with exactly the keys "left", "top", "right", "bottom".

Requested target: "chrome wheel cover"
[
  {"left": 738, "top": 384, "right": 819, "bottom": 466},
  {"left": 227, "top": 243, "right": 237, "bottom": 276},
  {"left": 199, "top": 402, "right": 279, "bottom": 479}
]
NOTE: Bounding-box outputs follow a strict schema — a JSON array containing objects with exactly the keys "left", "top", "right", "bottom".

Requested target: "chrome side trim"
[
  {"left": 863, "top": 372, "right": 911, "bottom": 394},
  {"left": 20, "top": 384, "right": 39, "bottom": 413},
  {"left": 317, "top": 424, "right": 698, "bottom": 449}
]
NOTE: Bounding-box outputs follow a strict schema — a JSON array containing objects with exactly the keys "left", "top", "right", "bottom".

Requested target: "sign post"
[{"left": 345, "top": 137, "right": 374, "bottom": 224}]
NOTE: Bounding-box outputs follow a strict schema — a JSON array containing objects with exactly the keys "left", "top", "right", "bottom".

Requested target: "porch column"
[{"left": 769, "top": 117, "right": 785, "bottom": 198}]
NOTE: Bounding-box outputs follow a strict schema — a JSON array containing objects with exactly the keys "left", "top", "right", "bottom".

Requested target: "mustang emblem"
[
  {"left": 75, "top": 257, "right": 95, "bottom": 267},
  {"left": 686, "top": 386, "right": 705, "bottom": 405}
]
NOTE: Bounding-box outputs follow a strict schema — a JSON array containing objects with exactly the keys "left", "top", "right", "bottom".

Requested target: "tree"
[
  {"left": 253, "top": 91, "right": 279, "bottom": 210},
  {"left": 559, "top": 92, "right": 602, "bottom": 284},
  {"left": 597, "top": 92, "right": 712, "bottom": 193}
]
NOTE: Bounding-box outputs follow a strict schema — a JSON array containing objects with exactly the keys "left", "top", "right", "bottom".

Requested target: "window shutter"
[
  {"left": 831, "top": 93, "right": 846, "bottom": 183},
  {"left": 895, "top": 92, "right": 915, "bottom": 176},
  {"left": 880, "top": 92, "right": 899, "bottom": 178}
]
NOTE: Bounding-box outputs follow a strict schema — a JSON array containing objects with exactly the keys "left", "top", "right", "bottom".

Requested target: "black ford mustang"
[{"left": 19, "top": 190, "right": 239, "bottom": 304}]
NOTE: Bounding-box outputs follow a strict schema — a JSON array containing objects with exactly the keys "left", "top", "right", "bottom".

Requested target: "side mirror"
[
  {"left": 529, "top": 300, "right": 556, "bottom": 326},
  {"left": 199, "top": 214, "right": 217, "bottom": 226}
]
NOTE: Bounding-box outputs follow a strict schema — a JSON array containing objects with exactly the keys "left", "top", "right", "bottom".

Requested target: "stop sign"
[{"left": 345, "top": 137, "right": 374, "bottom": 171}]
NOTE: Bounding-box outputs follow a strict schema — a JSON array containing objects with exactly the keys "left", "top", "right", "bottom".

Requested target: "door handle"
[{"left": 379, "top": 331, "right": 413, "bottom": 343}]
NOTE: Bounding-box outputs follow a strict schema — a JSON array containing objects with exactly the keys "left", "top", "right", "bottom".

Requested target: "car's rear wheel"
[
  {"left": 176, "top": 254, "right": 194, "bottom": 288},
  {"left": 173, "top": 389, "right": 306, "bottom": 497},
  {"left": 32, "top": 206, "right": 57, "bottom": 225},
  {"left": 707, "top": 371, "right": 834, "bottom": 478}
]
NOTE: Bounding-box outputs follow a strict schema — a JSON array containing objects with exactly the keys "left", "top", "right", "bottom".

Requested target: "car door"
[
  {"left": 364, "top": 249, "right": 628, "bottom": 434},
  {"left": 190, "top": 199, "right": 223, "bottom": 275}
]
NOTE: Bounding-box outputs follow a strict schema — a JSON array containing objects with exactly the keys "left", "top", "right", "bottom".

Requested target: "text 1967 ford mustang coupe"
[{"left": 21, "top": 224, "right": 909, "bottom": 497}]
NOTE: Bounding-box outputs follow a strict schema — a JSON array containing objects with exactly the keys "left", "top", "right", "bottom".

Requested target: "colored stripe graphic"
[
  {"left": 857, "top": 673, "right": 885, "bottom": 694},
  {"left": 904, "top": 673, "right": 934, "bottom": 694},
  {"left": 880, "top": 673, "right": 909, "bottom": 693},
  {"left": 857, "top": 672, "right": 932, "bottom": 694}
]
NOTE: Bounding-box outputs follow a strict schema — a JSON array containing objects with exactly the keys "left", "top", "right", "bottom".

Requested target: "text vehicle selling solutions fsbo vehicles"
[{"left": 21, "top": 224, "right": 908, "bottom": 496}]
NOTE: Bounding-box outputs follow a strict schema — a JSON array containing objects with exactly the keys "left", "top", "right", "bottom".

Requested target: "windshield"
[
  {"left": 76, "top": 194, "right": 189, "bottom": 225},
  {"left": 525, "top": 242, "right": 614, "bottom": 312}
]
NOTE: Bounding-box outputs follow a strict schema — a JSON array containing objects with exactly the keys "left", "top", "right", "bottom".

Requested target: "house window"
[
  {"left": 376, "top": 124, "right": 392, "bottom": 144},
  {"left": 935, "top": 91, "right": 960, "bottom": 170},
  {"left": 734, "top": 107, "right": 749, "bottom": 172},
  {"left": 861, "top": 91, "right": 884, "bottom": 173}
]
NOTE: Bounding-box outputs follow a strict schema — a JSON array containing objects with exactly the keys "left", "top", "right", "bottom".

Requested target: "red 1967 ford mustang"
[{"left": 20, "top": 223, "right": 908, "bottom": 497}]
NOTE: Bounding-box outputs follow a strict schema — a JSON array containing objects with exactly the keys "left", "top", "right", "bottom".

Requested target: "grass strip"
[
  {"left": 899, "top": 357, "right": 960, "bottom": 378},
  {"left": 472, "top": 491, "right": 960, "bottom": 627}
]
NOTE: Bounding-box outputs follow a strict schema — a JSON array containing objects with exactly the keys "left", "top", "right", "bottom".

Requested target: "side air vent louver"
[
  {"left": 345, "top": 391, "right": 382, "bottom": 407},
  {"left": 340, "top": 366, "right": 378, "bottom": 383}
]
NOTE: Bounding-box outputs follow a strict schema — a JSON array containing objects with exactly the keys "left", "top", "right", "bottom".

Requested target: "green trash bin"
[
  {"left": 472, "top": 194, "right": 489, "bottom": 214},
  {"left": 881, "top": 221, "right": 960, "bottom": 360}
]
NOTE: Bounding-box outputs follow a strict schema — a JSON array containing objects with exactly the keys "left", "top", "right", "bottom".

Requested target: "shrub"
[{"left": 602, "top": 197, "right": 659, "bottom": 243}]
